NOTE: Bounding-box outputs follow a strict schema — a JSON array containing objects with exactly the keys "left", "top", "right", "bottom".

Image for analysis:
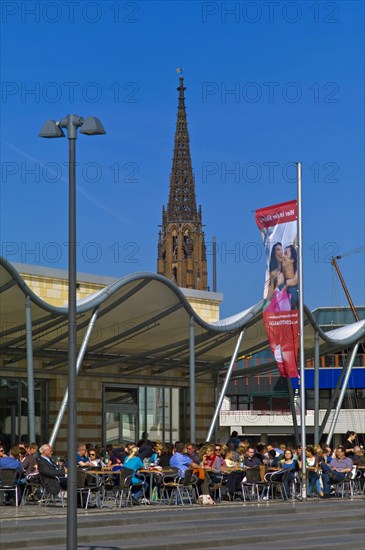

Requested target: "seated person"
[
  {"left": 224, "top": 450, "right": 239, "bottom": 468},
  {"left": 320, "top": 445, "right": 353, "bottom": 497},
  {"left": 170, "top": 442, "right": 199, "bottom": 478},
  {"left": 0, "top": 445, "right": 25, "bottom": 503},
  {"left": 21, "top": 443, "right": 39, "bottom": 476},
  {"left": 244, "top": 447, "right": 262, "bottom": 469},
  {"left": 76, "top": 444, "right": 94, "bottom": 468},
  {"left": 88, "top": 448, "right": 102, "bottom": 468},
  {"left": 37, "top": 443, "right": 67, "bottom": 497},
  {"left": 302, "top": 445, "right": 323, "bottom": 497},
  {"left": 279, "top": 448, "right": 299, "bottom": 498},
  {"left": 352, "top": 446, "right": 365, "bottom": 466},
  {"left": 158, "top": 443, "right": 173, "bottom": 467},
  {"left": 123, "top": 445, "right": 146, "bottom": 503},
  {"left": 203, "top": 445, "right": 224, "bottom": 483}
]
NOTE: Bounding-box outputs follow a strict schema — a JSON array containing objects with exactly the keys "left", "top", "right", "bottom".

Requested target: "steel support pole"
[
  {"left": 214, "top": 371, "right": 219, "bottom": 443},
  {"left": 325, "top": 342, "right": 359, "bottom": 446},
  {"left": 49, "top": 308, "right": 99, "bottom": 447},
  {"left": 206, "top": 330, "right": 245, "bottom": 442},
  {"left": 287, "top": 379, "right": 300, "bottom": 446},
  {"left": 318, "top": 365, "right": 347, "bottom": 441},
  {"left": 189, "top": 317, "right": 196, "bottom": 443},
  {"left": 25, "top": 295, "right": 36, "bottom": 443},
  {"left": 297, "top": 162, "right": 307, "bottom": 498},
  {"left": 313, "top": 332, "right": 320, "bottom": 445},
  {"left": 67, "top": 133, "right": 77, "bottom": 550}
]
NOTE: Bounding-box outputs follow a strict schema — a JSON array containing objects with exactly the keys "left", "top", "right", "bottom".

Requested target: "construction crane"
[{"left": 331, "top": 246, "right": 365, "bottom": 322}]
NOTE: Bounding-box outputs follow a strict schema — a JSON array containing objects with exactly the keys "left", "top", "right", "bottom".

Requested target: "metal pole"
[
  {"left": 25, "top": 295, "right": 36, "bottom": 443},
  {"left": 67, "top": 130, "right": 77, "bottom": 550},
  {"left": 214, "top": 371, "right": 219, "bottom": 443},
  {"left": 49, "top": 308, "right": 99, "bottom": 447},
  {"left": 287, "top": 379, "right": 299, "bottom": 446},
  {"left": 189, "top": 317, "right": 196, "bottom": 442},
  {"left": 331, "top": 258, "right": 360, "bottom": 322},
  {"left": 325, "top": 342, "right": 359, "bottom": 445},
  {"left": 297, "top": 162, "right": 307, "bottom": 498},
  {"left": 318, "top": 365, "right": 347, "bottom": 441},
  {"left": 213, "top": 236, "right": 217, "bottom": 292},
  {"left": 313, "top": 332, "right": 320, "bottom": 445},
  {"left": 206, "top": 330, "right": 245, "bottom": 442}
]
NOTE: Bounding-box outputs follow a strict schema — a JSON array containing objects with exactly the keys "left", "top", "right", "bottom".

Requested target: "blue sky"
[{"left": 1, "top": 0, "right": 364, "bottom": 317}]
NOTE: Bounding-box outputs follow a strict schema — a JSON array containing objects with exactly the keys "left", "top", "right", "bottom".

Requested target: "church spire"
[
  {"left": 157, "top": 74, "right": 208, "bottom": 291},
  {"left": 167, "top": 75, "right": 198, "bottom": 221}
]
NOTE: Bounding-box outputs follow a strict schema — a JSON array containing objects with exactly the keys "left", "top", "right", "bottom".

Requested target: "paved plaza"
[{"left": 1, "top": 497, "right": 364, "bottom": 550}]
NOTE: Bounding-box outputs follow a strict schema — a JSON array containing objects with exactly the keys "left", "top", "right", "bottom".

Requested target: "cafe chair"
[
  {"left": 332, "top": 471, "right": 355, "bottom": 498},
  {"left": 241, "top": 468, "right": 263, "bottom": 502},
  {"left": 37, "top": 473, "right": 65, "bottom": 507},
  {"left": 264, "top": 469, "right": 291, "bottom": 501},
  {"left": 160, "top": 469, "right": 196, "bottom": 506},
  {"left": 76, "top": 469, "right": 102, "bottom": 509},
  {"left": 0, "top": 468, "right": 21, "bottom": 506},
  {"left": 21, "top": 474, "right": 42, "bottom": 504}
]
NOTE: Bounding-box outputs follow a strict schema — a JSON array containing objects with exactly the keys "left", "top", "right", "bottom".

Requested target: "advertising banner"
[{"left": 255, "top": 200, "right": 299, "bottom": 378}]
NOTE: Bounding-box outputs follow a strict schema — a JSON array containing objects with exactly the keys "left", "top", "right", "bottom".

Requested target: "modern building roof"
[{"left": 1, "top": 257, "right": 364, "bottom": 380}]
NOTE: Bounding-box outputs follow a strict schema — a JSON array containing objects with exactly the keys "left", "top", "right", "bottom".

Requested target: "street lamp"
[{"left": 39, "top": 115, "right": 105, "bottom": 549}]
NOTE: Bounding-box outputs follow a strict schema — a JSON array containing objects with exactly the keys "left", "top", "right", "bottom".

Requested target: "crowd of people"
[{"left": 0, "top": 430, "right": 364, "bottom": 505}]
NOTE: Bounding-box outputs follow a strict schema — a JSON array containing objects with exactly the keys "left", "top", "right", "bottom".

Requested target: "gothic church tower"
[{"left": 157, "top": 76, "right": 208, "bottom": 290}]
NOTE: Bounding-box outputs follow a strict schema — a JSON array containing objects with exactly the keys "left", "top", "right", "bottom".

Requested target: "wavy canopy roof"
[{"left": 1, "top": 257, "right": 364, "bottom": 380}]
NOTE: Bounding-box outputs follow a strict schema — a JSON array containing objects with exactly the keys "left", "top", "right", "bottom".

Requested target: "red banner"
[{"left": 255, "top": 200, "right": 299, "bottom": 378}]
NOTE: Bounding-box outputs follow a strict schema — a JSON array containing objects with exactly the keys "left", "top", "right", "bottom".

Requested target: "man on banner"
[{"left": 255, "top": 200, "right": 299, "bottom": 378}]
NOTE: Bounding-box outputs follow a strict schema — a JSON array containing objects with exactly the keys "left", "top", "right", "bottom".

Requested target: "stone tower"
[{"left": 157, "top": 76, "right": 208, "bottom": 290}]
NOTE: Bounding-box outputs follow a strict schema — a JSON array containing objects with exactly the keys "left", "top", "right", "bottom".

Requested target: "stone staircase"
[{"left": 1, "top": 499, "right": 364, "bottom": 549}]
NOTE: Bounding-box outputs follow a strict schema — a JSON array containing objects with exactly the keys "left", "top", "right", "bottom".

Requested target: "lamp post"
[{"left": 39, "top": 115, "right": 105, "bottom": 549}]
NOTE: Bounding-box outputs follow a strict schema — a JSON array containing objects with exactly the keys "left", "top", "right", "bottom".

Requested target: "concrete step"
[{"left": 1, "top": 499, "right": 364, "bottom": 549}]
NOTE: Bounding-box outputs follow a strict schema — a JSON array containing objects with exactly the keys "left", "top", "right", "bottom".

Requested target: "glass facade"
[
  {"left": 0, "top": 378, "right": 48, "bottom": 448},
  {"left": 104, "top": 385, "right": 180, "bottom": 446}
]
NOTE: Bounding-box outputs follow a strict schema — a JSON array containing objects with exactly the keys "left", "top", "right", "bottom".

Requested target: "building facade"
[{"left": 220, "top": 307, "right": 365, "bottom": 447}]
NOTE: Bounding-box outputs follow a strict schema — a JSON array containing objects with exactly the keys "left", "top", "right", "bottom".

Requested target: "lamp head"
[
  {"left": 39, "top": 120, "right": 65, "bottom": 138},
  {"left": 79, "top": 116, "right": 106, "bottom": 135}
]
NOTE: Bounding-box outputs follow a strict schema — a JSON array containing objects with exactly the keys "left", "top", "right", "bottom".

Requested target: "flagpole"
[{"left": 297, "top": 161, "right": 307, "bottom": 499}]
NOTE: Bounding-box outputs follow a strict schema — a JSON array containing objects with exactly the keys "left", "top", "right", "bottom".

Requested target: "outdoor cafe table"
[{"left": 140, "top": 467, "right": 177, "bottom": 501}]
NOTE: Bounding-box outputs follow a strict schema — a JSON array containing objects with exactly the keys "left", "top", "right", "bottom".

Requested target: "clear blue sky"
[{"left": 1, "top": 0, "right": 364, "bottom": 317}]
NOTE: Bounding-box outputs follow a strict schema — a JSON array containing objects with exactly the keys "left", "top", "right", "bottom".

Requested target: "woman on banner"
[
  {"left": 265, "top": 243, "right": 291, "bottom": 312},
  {"left": 282, "top": 244, "right": 298, "bottom": 310}
]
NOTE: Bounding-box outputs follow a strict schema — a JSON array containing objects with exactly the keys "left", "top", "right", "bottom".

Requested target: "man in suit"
[{"left": 38, "top": 444, "right": 67, "bottom": 497}]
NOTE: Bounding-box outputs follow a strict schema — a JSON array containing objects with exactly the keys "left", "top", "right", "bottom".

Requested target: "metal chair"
[
  {"left": 38, "top": 472, "right": 65, "bottom": 507},
  {"left": 264, "top": 469, "right": 291, "bottom": 500},
  {"left": 106, "top": 467, "right": 143, "bottom": 508},
  {"left": 21, "top": 474, "right": 42, "bottom": 505},
  {"left": 0, "top": 468, "right": 22, "bottom": 506},
  {"left": 76, "top": 469, "right": 103, "bottom": 509},
  {"left": 332, "top": 471, "right": 355, "bottom": 498},
  {"left": 241, "top": 468, "right": 262, "bottom": 502},
  {"left": 160, "top": 469, "right": 195, "bottom": 505}
]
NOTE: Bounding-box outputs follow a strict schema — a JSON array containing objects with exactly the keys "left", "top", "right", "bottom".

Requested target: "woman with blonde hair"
[{"left": 123, "top": 445, "right": 146, "bottom": 503}]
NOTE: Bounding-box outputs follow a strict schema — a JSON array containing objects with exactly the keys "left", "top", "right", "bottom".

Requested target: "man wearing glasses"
[
  {"left": 186, "top": 443, "right": 200, "bottom": 465},
  {"left": 170, "top": 442, "right": 200, "bottom": 478},
  {"left": 214, "top": 445, "right": 227, "bottom": 470},
  {"left": 76, "top": 444, "right": 94, "bottom": 468},
  {"left": 0, "top": 447, "right": 7, "bottom": 458}
]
